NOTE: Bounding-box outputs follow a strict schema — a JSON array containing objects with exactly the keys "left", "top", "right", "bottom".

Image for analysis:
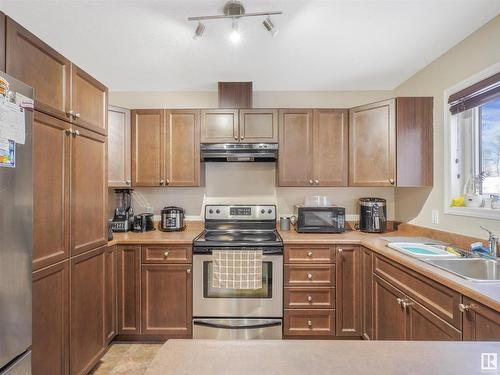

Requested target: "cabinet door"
[
  {"left": 104, "top": 246, "right": 117, "bottom": 344},
  {"left": 108, "top": 106, "right": 131, "bottom": 187},
  {"left": 117, "top": 245, "right": 141, "bottom": 335},
  {"left": 336, "top": 245, "right": 361, "bottom": 336},
  {"left": 361, "top": 247, "right": 373, "bottom": 340},
  {"left": 373, "top": 274, "right": 406, "bottom": 340},
  {"left": 200, "top": 109, "right": 239, "bottom": 143},
  {"left": 239, "top": 109, "right": 278, "bottom": 143},
  {"left": 141, "top": 264, "right": 192, "bottom": 336},
  {"left": 313, "top": 109, "right": 348, "bottom": 186},
  {"left": 406, "top": 299, "right": 461, "bottom": 340},
  {"left": 349, "top": 99, "right": 396, "bottom": 186},
  {"left": 284, "top": 309, "right": 335, "bottom": 337},
  {"left": 33, "top": 112, "right": 70, "bottom": 270},
  {"left": 462, "top": 297, "right": 500, "bottom": 341},
  {"left": 32, "top": 261, "right": 69, "bottom": 375},
  {"left": 131, "top": 109, "right": 165, "bottom": 186},
  {"left": 5, "top": 17, "right": 71, "bottom": 121},
  {"left": 70, "top": 64, "right": 108, "bottom": 135},
  {"left": 70, "top": 247, "right": 106, "bottom": 375},
  {"left": 70, "top": 127, "right": 107, "bottom": 256},
  {"left": 0, "top": 13, "right": 5, "bottom": 72},
  {"left": 278, "top": 109, "right": 314, "bottom": 186},
  {"left": 166, "top": 110, "right": 201, "bottom": 186}
]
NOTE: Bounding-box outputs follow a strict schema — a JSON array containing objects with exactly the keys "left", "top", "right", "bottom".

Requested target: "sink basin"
[
  {"left": 424, "top": 258, "right": 500, "bottom": 283},
  {"left": 387, "top": 243, "right": 458, "bottom": 259}
]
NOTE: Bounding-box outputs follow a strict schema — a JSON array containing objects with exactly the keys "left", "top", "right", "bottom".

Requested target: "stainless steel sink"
[{"left": 424, "top": 258, "right": 500, "bottom": 283}]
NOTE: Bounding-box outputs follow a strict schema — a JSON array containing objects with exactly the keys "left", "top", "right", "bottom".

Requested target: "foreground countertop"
[{"left": 145, "top": 339, "right": 500, "bottom": 375}]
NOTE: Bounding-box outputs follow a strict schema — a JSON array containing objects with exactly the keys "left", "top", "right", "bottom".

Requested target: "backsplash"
[{"left": 108, "top": 163, "right": 395, "bottom": 220}]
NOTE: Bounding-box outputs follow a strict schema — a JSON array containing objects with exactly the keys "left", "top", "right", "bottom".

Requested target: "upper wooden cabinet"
[
  {"left": 239, "top": 109, "right": 278, "bottom": 143},
  {"left": 218, "top": 82, "right": 252, "bottom": 108},
  {"left": 201, "top": 109, "right": 239, "bottom": 143},
  {"left": 278, "top": 109, "right": 347, "bottom": 187},
  {"left": 349, "top": 97, "right": 433, "bottom": 187},
  {"left": 108, "top": 106, "right": 131, "bottom": 187},
  {"left": 0, "top": 13, "right": 6, "bottom": 72}
]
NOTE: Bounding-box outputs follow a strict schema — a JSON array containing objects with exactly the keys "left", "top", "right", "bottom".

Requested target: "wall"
[
  {"left": 394, "top": 15, "right": 500, "bottom": 239},
  {"left": 108, "top": 90, "right": 395, "bottom": 220}
]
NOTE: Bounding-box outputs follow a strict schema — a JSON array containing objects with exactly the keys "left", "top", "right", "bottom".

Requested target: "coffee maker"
[{"left": 111, "top": 189, "right": 134, "bottom": 232}]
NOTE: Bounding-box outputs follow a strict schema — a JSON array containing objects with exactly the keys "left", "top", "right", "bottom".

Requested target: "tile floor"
[{"left": 90, "top": 343, "right": 162, "bottom": 375}]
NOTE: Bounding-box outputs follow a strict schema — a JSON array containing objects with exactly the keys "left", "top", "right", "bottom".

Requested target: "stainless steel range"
[{"left": 192, "top": 204, "right": 283, "bottom": 339}]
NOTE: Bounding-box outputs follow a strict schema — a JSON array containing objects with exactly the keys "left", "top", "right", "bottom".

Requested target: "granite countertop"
[{"left": 145, "top": 339, "right": 500, "bottom": 375}]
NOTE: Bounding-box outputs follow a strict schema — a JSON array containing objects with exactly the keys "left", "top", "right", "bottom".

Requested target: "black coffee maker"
[
  {"left": 111, "top": 189, "right": 134, "bottom": 232},
  {"left": 359, "top": 198, "right": 387, "bottom": 233}
]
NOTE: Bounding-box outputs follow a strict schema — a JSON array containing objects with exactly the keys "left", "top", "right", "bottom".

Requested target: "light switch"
[{"left": 431, "top": 210, "right": 439, "bottom": 224}]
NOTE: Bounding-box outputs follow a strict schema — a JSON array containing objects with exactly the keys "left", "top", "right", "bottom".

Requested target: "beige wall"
[{"left": 394, "top": 15, "right": 500, "bottom": 239}]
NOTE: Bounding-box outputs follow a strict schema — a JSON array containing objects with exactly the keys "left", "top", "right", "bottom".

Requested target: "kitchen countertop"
[{"left": 145, "top": 339, "right": 500, "bottom": 375}]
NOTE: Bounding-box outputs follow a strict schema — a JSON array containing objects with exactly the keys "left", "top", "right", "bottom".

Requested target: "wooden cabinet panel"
[
  {"left": 32, "top": 261, "right": 69, "bottom": 375},
  {"left": 117, "top": 245, "right": 141, "bottom": 335},
  {"left": 70, "top": 247, "right": 106, "bottom": 375},
  {"left": 285, "top": 245, "right": 335, "bottom": 264},
  {"left": 142, "top": 245, "right": 192, "bottom": 264},
  {"left": 361, "top": 247, "right": 373, "bottom": 340},
  {"left": 406, "top": 300, "right": 461, "bottom": 341},
  {"left": 70, "top": 127, "right": 107, "bottom": 256},
  {"left": 166, "top": 110, "right": 201, "bottom": 186},
  {"left": 373, "top": 274, "right": 406, "bottom": 340},
  {"left": 0, "top": 12, "right": 5, "bottom": 72},
  {"left": 239, "top": 109, "right": 278, "bottom": 143},
  {"left": 141, "top": 264, "right": 192, "bottom": 336},
  {"left": 278, "top": 109, "right": 313, "bottom": 186},
  {"left": 105, "top": 246, "right": 117, "bottom": 344},
  {"left": 336, "top": 245, "right": 361, "bottom": 336},
  {"left": 71, "top": 64, "right": 107, "bottom": 135},
  {"left": 284, "top": 309, "right": 335, "bottom": 337},
  {"left": 462, "top": 297, "right": 500, "bottom": 341},
  {"left": 218, "top": 82, "right": 252, "bottom": 108},
  {"left": 201, "top": 109, "right": 239, "bottom": 143},
  {"left": 32, "top": 112, "right": 70, "bottom": 270},
  {"left": 285, "top": 264, "right": 335, "bottom": 287},
  {"left": 284, "top": 287, "right": 335, "bottom": 309},
  {"left": 313, "top": 109, "right": 348, "bottom": 186},
  {"left": 349, "top": 99, "right": 396, "bottom": 186},
  {"left": 131, "top": 109, "right": 165, "bottom": 186},
  {"left": 108, "top": 106, "right": 131, "bottom": 187},
  {"left": 5, "top": 17, "right": 71, "bottom": 121}
]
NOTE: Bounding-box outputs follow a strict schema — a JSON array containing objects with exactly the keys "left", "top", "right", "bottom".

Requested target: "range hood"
[{"left": 201, "top": 143, "right": 278, "bottom": 162}]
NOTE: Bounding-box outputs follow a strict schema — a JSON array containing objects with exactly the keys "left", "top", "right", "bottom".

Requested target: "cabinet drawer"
[
  {"left": 285, "top": 246, "right": 335, "bottom": 264},
  {"left": 374, "top": 255, "right": 461, "bottom": 329},
  {"left": 284, "top": 287, "right": 335, "bottom": 309},
  {"left": 141, "top": 245, "right": 192, "bottom": 264},
  {"left": 285, "top": 265, "right": 335, "bottom": 286},
  {"left": 284, "top": 309, "right": 335, "bottom": 337}
]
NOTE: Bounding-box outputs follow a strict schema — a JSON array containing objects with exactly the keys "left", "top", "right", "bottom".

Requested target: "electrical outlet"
[{"left": 431, "top": 210, "right": 439, "bottom": 224}]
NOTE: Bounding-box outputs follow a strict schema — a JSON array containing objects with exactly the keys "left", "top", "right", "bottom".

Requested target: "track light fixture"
[
  {"left": 262, "top": 17, "right": 278, "bottom": 37},
  {"left": 193, "top": 22, "right": 206, "bottom": 40}
]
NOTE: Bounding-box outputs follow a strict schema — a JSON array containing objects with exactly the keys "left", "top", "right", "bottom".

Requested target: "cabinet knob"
[
  {"left": 125, "top": 180, "right": 131, "bottom": 185},
  {"left": 307, "top": 251, "right": 313, "bottom": 257},
  {"left": 73, "top": 129, "right": 80, "bottom": 137},
  {"left": 458, "top": 303, "right": 471, "bottom": 312},
  {"left": 314, "top": 179, "right": 319, "bottom": 185},
  {"left": 66, "top": 110, "right": 74, "bottom": 119},
  {"left": 240, "top": 136, "right": 244, "bottom": 140},
  {"left": 309, "top": 179, "right": 313, "bottom": 185},
  {"left": 396, "top": 298, "right": 403, "bottom": 306},
  {"left": 166, "top": 179, "right": 170, "bottom": 185},
  {"left": 389, "top": 178, "right": 395, "bottom": 185},
  {"left": 65, "top": 128, "right": 73, "bottom": 136},
  {"left": 187, "top": 268, "right": 191, "bottom": 274},
  {"left": 164, "top": 251, "right": 169, "bottom": 257},
  {"left": 338, "top": 248, "right": 343, "bottom": 254},
  {"left": 307, "top": 296, "right": 313, "bottom": 302},
  {"left": 234, "top": 135, "right": 238, "bottom": 140},
  {"left": 160, "top": 179, "right": 164, "bottom": 185},
  {"left": 307, "top": 320, "right": 313, "bottom": 327},
  {"left": 74, "top": 113, "right": 81, "bottom": 119},
  {"left": 307, "top": 273, "right": 313, "bottom": 280},
  {"left": 401, "top": 300, "right": 413, "bottom": 309}
]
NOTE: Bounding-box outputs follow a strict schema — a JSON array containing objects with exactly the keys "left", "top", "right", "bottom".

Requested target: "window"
[{"left": 480, "top": 99, "right": 500, "bottom": 194}]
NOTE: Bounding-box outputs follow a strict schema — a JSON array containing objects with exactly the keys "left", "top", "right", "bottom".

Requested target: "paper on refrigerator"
[{"left": 0, "top": 96, "right": 26, "bottom": 144}]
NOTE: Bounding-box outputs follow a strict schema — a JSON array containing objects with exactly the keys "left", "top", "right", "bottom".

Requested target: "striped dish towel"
[{"left": 212, "top": 250, "right": 263, "bottom": 289}]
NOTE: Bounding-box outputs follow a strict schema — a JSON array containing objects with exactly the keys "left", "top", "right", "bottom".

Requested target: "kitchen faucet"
[{"left": 480, "top": 226, "right": 499, "bottom": 257}]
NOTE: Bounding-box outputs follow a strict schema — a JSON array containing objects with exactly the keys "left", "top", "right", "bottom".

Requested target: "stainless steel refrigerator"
[{"left": 0, "top": 71, "right": 33, "bottom": 374}]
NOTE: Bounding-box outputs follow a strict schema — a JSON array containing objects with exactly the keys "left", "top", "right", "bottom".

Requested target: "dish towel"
[{"left": 212, "top": 250, "right": 263, "bottom": 289}]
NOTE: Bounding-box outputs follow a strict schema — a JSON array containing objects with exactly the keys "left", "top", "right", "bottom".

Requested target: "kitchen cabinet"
[
  {"left": 70, "top": 246, "right": 106, "bottom": 375},
  {"left": 117, "top": 245, "right": 141, "bottom": 335},
  {"left": 32, "top": 112, "right": 70, "bottom": 271},
  {"left": 373, "top": 274, "right": 406, "bottom": 340},
  {"left": 201, "top": 109, "right": 239, "bottom": 143},
  {"left": 71, "top": 126, "right": 107, "bottom": 256},
  {"left": 278, "top": 109, "right": 347, "bottom": 186},
  {"left": 406, "top": 299, "right": 461, "bottom": 340},
  {"left": 108, "top": 105, "right": 131, "bottom": 187},
  {"left": 284, "top": 309, "right": 336, "bottom": 337},
  {"left": 141, "top": 264, "right": 192, "bottom": 336},
  {"left": 0, "top": 12, "right": 5, "bottom": 72},
  {"left": 32, "top": 261, "right": 69, "bottom": 375},
  {"left": 218, "top": 82, "right": 252, "bottom": 108},
  {"left": 461, "top": 297, "right": 500, "bottom": 340},
  {"left": 335, "top": 245, "right": 361, "bottom": 336},
  {"left": 239, "top": 109, "right": 278, "bottom": 143},
  {"left": 105, "top": 245, "right": 117, "bottom": 344},
  {"left": 361, "top": 247, "right": 373, "bottom": 340},
  {"left": 142, "top": 244, "right": 192, "bottom": 264}
]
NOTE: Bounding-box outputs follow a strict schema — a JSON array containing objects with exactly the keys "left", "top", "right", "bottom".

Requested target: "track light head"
[
  {"left": 263, "top": 17, "right": 278, "bottom": 37},
  {"left": 193, "top": 22, "right": 206, "bottom": 40}
]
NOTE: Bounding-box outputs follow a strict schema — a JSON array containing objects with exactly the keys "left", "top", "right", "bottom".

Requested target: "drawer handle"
[
  {"left": 401, "top": 300, "right": 413, "bottom": 309},
  {"left": 338, "top": 248, "right": 343, "bottom": 254},
  {"left": 307, "top": 296, "right": 313, "bottom": 303},
  {"left": 396, "top": 298, "right": 403, "bottom": 306},
  {"left": 307, "top": 320, "right": 313, "bottom": 327},
  {"left": 164, "top": 251, "right": 169, "bottom": 257},
  {"left": 458, "top": 303, "right": 471, "bottom": 312},
  {"left": 307, "top": 273, "right": 313, "bottom": 280},
  {"left": 307, "top": 251, "right": 313, "bottom": 257}
]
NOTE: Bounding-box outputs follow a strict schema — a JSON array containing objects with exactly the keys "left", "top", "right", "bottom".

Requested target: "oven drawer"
[
  {"left": 285, "top": 264, "right": 335, "bottom": 286},
  {"left": 284, "top": 309, "right": 335, "bottom": 337},
  {"left": 142, "top": 245, "right": 192, "bottom": 264},
  {"left": 284, "top": 287, "right": 335, "bottom": 309},
  {"left": 285, "top": 246, "right": 336, "bottom": 264},
  {"left": 193, "top": 318, "right": 282, "bottom": 340}
]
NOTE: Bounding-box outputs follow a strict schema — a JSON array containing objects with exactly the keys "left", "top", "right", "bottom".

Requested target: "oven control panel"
[{"left": 205, "top": 205, "right": 276, "bottom": 220}]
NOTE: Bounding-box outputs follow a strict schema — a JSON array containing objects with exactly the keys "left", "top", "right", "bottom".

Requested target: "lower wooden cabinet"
[
  {"left": 462, "top": 297, "right": 500, "bottom": 340},
  {"left": 361, "top": 247, "right": 373, "bottom": 340},
  {"left": 105, "top": 245, "right": 117, "bottom": 344},
  {"left": 32, "top": 261, "right": 69, "bottom": 375},
  {"left": 117, "top": 245, "right": 141, "bottom": 335},
  {"left": 284, "top": 309, "right": 336, "bottom": 337},
  {"left": 141, "top": 264, "right": 192, "bottom": 336},
  {"left": 406, "top": 299, "right": 461, "bottom": 340}
]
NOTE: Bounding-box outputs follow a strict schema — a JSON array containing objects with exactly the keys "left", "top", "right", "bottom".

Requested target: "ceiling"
[{"left": 1, "top": 0, "right": 499, "bottom": 91}]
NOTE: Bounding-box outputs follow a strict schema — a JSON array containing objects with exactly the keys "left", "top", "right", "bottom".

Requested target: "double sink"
[{"left": 387, "top": 243, "right": 500, "bottom": 283}]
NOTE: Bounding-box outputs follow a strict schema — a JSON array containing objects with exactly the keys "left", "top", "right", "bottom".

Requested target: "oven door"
[{"left": 193, "top": 253, "right": 283, "bottom": 318}]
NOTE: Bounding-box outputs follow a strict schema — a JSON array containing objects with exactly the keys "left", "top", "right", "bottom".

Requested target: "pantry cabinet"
[
  {"left": 461, "top": 297, "right": 500, "bottom": 341},
  {"left": 108, "top": 106, "right": 131, "bottom": 187}
]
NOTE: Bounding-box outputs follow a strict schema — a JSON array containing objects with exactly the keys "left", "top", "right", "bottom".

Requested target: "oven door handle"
[{"left": 193, "top": 319, "right": 282, "bottom": 330}]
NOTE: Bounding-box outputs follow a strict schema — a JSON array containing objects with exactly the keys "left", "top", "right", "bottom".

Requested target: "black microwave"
[{"left": 294, "top": 206, "right": 346, "bottom": 233}]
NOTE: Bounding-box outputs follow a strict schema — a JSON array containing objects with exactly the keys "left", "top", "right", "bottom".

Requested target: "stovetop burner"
[{"left": 203, "top": 231, "right": 279, "bottom": 243}]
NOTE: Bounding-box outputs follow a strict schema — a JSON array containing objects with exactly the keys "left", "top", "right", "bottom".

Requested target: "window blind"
[{"left": 449, "top": 72, "right": 500, "bottom": 114}]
